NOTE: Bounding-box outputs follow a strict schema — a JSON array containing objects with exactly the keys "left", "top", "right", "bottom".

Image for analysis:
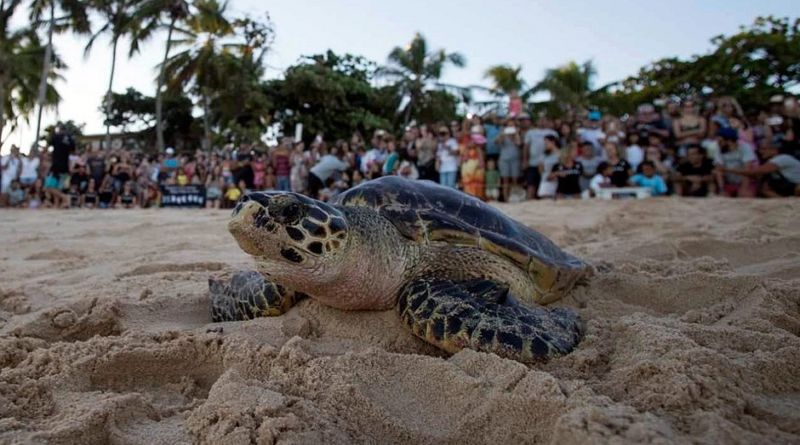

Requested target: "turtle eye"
[{"left": 278, "top": 202, "right": 304, "bottom": 224}]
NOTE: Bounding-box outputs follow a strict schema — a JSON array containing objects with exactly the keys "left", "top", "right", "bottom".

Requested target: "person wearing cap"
[
  {"left": 713, "top": 128, "right": 757, "bottom": 197},
  {"left": 494, "top": 118, "right": 522, "bottom": 200},
  {"left": 717, "top": 143, "right": 800, "bottom": 198},
  {"left": 522, "top": 115, "right": 558, "bottom": 199},
  {"left": 577, "top": 111, "right": 606, "bottom": 157}
]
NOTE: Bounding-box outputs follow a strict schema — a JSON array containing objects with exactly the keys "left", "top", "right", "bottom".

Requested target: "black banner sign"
[{"left": 160, "top": 185, "right": 206, "bottom": 207}]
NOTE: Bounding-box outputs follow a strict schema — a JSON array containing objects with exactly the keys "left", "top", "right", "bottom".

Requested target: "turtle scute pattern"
[
  {"left": 334, "top": 176, "right": 586, "bottom": 272},
  {"left": 397, "top": 277, "right": 584, "bottom": 362},
  {"left": 209, "top": 271, "right": 305, "bottom": 322}
]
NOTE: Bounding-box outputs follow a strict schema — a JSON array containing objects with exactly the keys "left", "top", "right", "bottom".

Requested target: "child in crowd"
[
  {"left": 8, "top": 180, "right": 26, "bottom": 207},
  {"left": 351, "top": 170, "right": 366, "bottom": 187},
  {"left": 484, "top": 158, "right": 500, "bottom": 201},
  {"left": 318, "top": 178, "right": 337, "bottom": 202},
  {"left": 589, "top": 162, "right": 614, "bottom": 196},
  {"left": 117, "top": 181, "right": 137, "bottom": 208},
  {"left": 224, "top": 180, "right": 245, "bottom": 207},
  {"left": 206, "top": 176, "right": 223, "bottom": 209},
  {"left": 630, "top": 161, "right": 668, "bottom": 196},
  {"left": 68, "top": 183, "right": 82, "bottom": 208},
  {"left": 83, "top": 179, "right": 98, "bottom": 208},
  {"left": 264, "top": 165, "right": 278, "bottom": 190},
  {"left": 27, "top": 178, "right": 45, "bottom": 209}
]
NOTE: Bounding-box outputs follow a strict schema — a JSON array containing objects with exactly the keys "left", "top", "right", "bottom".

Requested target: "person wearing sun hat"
[{"left": 460, "top": 132, "right": 486, "bottom": 199}]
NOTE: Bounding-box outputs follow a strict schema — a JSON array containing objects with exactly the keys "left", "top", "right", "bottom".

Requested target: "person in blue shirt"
[
  {"left": 483, "top": 113, "right": 501, "bottom": 163},
  {"left": 630, "top": 160, "right": 668, "bottom": 196}
]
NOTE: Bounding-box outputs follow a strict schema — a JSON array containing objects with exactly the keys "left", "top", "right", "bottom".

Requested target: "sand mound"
[{"left": 1, "top": 199, "right": 799, "bottom": 444}]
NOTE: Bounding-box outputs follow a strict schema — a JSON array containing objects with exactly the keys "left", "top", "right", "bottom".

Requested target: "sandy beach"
[{"left": 1, "top": 198, "right": 799, "bottom": 444}]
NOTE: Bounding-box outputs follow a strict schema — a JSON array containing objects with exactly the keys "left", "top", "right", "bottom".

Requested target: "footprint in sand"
[{"left": 118, "top": 262, "right": 226, "bottom": 278}]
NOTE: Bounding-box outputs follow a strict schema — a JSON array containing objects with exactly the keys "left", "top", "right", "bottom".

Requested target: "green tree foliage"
[
  {"left": 484, "top": 64, "right": 525, "bottom": 96},
  {"left": 530, "top": 60, "right": 601, "bottom": 117},
  {"left": 265, "top": 50, "right": 394, "bottom": 142},
  {"left": 380, "top": 33, "right": 465, "bottom": 124},
  {"left": 163, "top": 0, "right": 272, "bottom": 148},
  {"left": 102, "top": 87, "right": 200, "bottom": 150},
  {"left": 0, "top": 23, "right": 63, "bottom": 147},
  {"left": 598, "top": 16, "right": 800, "bottom": 114}
]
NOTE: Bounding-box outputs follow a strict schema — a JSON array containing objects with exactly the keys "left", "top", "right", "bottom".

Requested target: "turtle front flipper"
[
  {"left": 397, "top": 278, "right": 584, "bottom": 363},
  {"left": 209, "top": 270, "right": 304, "bottom": 322}
]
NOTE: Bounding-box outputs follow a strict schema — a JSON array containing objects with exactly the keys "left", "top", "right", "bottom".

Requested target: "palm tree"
[
  {"left": 531, "top": 60, "right": 599, "bottom": 115},
  {"left": 380, "top": 33, "right": 466, "bottom": 124},
  {"left": 0, "top": 2, "right": 62, "bottom": 148},
  {"left": 29, "top": 0, "right": 90, "bottom": 146},
  {"left": 162, "top": 0, "right": 246, "bottom": 149},
  {"left": 484, "top": 64, "right": 525, "bottom": 96},
  {"left": 134, "top": 0, "right": 188, "bottom": 152},
  {"left": 84, "top": 0, "right": 155, "bottom": 149}
]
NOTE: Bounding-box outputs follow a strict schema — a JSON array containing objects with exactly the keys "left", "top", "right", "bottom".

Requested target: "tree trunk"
[
  {"left": 155, "top": 17, "right": 176, "bottom": 153},
  {"left": 0, "top": 74, "right": 6, "bottom": 149},
  {"left": 202, "top": 88, "right": 211, "bottom": 150},
  {"left": 34, "top": 1, "right": 55, "bottom": 148},
  {"left": 104, "top": 37, "right": 118, "bottom": 150}
]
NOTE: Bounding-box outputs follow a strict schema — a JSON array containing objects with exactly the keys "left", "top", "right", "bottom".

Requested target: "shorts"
[
  {"left": 207, "top": 187, "right": 222, "bottom": 200},
  {"left": 766, "top": 175, "right": 799, "bottom": 197},
  {"left": 485, "top": 188, "right": 500, "bottom": 200},
  {"left": 44, "top": 175, "right": 61, "bottom": 189},
  {"left": 525, "top": 166, "right": 541, "bottom": 188},
  {"left": 498, "top": 157, "right": 521, "bottom": 179}
]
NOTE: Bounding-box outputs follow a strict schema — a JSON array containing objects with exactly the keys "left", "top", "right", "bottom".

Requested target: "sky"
[{"left": 3, "top": 0, "right": 798, "bottom": 154}]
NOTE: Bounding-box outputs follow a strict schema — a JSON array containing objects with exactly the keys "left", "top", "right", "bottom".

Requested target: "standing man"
[
  {"left": 521, "top": 115, "right": 558, "bottom": 199},
  {"left": 1, "top": 145, "right": 22, "bottom": 206},
  {"left": 495, "top": 119, "right": 522, "bottom": 201},
  {"left": 49, "top": 125, "right": 75, "bottom": 189}
]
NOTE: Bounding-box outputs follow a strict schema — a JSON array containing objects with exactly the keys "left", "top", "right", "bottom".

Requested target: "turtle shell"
[{"left": 333, "top": 177, "right": 588, "bottom": 299}]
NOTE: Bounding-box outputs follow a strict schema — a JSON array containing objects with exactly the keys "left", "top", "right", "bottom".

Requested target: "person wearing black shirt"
[
  {"left": 603, "top": 141, "right": 633, "bottom": 187},
  {"left": 70, "top": 164, "right": 91, "bottom": 193},
  {"left": 235, "top": 157, "right": 255, "bottom": 190},
  {"left": 549, "top": 151, "right": 584, "bottom": 198},
  {"left": 675, "top": 144, "right": 716, "bottom": 196},
  {"left": 49, "top": 125, "right": 75, "bottom": 177}
]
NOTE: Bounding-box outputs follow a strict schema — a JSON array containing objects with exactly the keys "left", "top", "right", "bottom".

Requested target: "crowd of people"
[{"left": 1, "top": 94, "right": 799, "bottom": 209}]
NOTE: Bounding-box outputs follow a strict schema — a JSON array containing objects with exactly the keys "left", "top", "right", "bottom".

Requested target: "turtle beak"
[{"left": 228, "top": 199, "right": 267, "bottom": 256}]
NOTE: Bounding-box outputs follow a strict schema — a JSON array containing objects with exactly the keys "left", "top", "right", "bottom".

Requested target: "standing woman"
[
  {"left": 290, "top": 141, "right": 308, "bottom": 194},
  {"left": 673, "top": 99, "right": 707, "bottom": 155},
  {"left": 435, "top": 126, "right": 460, "bottom": 189},
  {"left": 460, "top": 133, "right": 486, "bottom": 199},
  {"left": 603, "top": 141, "right": 633, "bottom": 187},
  {"left": 415, "top": 126, "right": 438, "bottom": 182},
  {"left": 271, "top": 140, "right": 292, "bottom": 192}
]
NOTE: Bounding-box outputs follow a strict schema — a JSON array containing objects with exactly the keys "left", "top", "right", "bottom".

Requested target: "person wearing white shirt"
[
  {"left": 435, "top": 126, "right": 460, "bottom": 188},
  {"left": 1, "top": 145, "right": 22, "bottom": 200},
  {"left": 20, "top": 151, "right": 40, "bottom": 186}
]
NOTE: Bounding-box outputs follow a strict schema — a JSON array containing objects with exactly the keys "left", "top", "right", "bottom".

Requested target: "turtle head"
[{"left": 228, "top": 192, "right": 349, "bottom": 270}]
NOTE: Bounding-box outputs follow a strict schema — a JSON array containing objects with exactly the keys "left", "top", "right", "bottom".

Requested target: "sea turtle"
[{"left": 209, "top": 176, "right": 590, "bottom": 363}]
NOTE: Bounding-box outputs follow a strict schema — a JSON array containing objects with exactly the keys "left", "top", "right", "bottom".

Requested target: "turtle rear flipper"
[
  {"left": 397, "top": 278, "right": 584, "bottom": 363},
  {"left": 209, "top": 270, "right": 303, "bottom": 322}
]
